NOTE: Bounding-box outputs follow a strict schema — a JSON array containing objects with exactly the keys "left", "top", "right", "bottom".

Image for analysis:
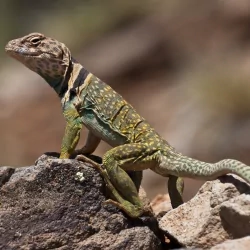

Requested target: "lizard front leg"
[
  {"left": 60, "top": 106, "right": 83, "bottom": 159},
  {"left": 74, "top": 132, "right": 101, "bottom": 156}
]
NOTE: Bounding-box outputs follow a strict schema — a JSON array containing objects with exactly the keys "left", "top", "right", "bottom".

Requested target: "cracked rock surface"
[
  {"left": 159, "top": 175, "right": 250, "bottom": 249},
  {"left": 1, "top": 154, "right": 250, "bottom": 249},
  {"left": 0, "top": 155, "right": 162, "bottom": 250}
]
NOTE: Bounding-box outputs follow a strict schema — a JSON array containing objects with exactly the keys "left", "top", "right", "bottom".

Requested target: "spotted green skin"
[
  {"left": 6, "top": 33, "right": 250, "bottom": 218},
  {"left": 61, "top": 74, "right": 250, "bottom": 216},
  {"left": 61, "top": 74, "right": 185, "bottom": 215}
]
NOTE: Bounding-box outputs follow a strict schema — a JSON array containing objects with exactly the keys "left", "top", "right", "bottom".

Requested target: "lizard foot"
[
  {"left": 75, "top": 153, "right": 102, "bottom": 163},
  {"left": 104, "top": 199, "right": 144, "bottom": 218},
  {"left": 76, "top": 155, "right": 144, "bottom": 218},
  {"left": 75, "top": 155, "right": 105, "bottom": 173}
]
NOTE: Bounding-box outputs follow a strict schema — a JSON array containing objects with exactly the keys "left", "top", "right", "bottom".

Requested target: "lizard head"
[{"left": 5, "top": 33, "right": 71, "bottom": 90}]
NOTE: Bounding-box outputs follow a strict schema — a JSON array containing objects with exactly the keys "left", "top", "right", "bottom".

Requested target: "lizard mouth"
[{"left": 5, "top": 45, "right": 42, "bottom": 57}]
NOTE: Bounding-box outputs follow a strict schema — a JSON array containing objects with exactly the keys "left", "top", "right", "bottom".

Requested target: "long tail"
[{"left": 163, "top": 153, "right": 250, "bottom": 184}]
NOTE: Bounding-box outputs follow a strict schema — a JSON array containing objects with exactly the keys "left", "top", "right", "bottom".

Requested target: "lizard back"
[{"left": 76, "top": 74, "right": 166, "bottom": 148}]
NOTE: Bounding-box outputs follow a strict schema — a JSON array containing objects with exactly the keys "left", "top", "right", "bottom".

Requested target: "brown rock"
[
  {"left": 0, "top": 155, "right": 162, "bottom": 250},
  {"left": 210, "top": 236, "right": 250, "bottom": 250},
  {"left": 151, "top": 194, "right": 172, "bottom": 216},
  {"left": 159, "top": 175, "right": 250, "bottom": 249}
]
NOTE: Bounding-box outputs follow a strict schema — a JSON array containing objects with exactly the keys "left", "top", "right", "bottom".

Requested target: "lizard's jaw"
[
  {"left": 5, "top": 44, "right": 42, "bottom": 59},
  {"left": 5, "top": 42, "right": 44, "bottom": 74}
]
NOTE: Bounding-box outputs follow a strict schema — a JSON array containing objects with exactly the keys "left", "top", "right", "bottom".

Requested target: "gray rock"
[
  {"left": 0, "top": 155, "right": 162, "bottom": 250},
  {"left": 77, "top": 227, "right": 159, "bottom": 250},
  {"left": 159, "top": 175, "right": 250, "bottom": 249},
  {"left": 0, "top": 166, "right": 14, "bottom": 187},
  {"left": 220, "top": 194, "right": 250, "bottom": 238}
]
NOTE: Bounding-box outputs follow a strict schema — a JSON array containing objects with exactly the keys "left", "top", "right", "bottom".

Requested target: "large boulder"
[
  {"left": 210, "top": 236, "right": 250, "bottom": 250},
  {"left": 0, "top": 155, "right": 162, "bottom": 250},
  {"left": 159, "top": 175, "right": 250, "bottom": 249}
]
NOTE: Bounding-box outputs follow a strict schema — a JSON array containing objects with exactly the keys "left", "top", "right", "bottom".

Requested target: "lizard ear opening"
[
  {"left": 62, "top": 43, "right": 71, "bottom": 66},
  {"left": 61, "top": 43, "right": 72, "bottom": 79}
]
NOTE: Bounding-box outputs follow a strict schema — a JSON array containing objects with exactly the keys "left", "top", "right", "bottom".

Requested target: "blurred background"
[{"left": 1, "top": 0, "right": 250, "bottom": 201}]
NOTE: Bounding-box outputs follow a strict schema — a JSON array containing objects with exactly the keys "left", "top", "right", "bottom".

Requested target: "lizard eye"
[{"left": 30, "top": 37, "right": 41, "bottom": 46}]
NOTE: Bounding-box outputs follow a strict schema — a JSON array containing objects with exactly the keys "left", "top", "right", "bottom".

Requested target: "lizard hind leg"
[
  {"left": 76, "top": 154, "right": 143, "bottom": 218},
  {"left": 127, "top": 170, "right": 143, "bottom": 192},
  {"left": 168, "top": 176, "right": 184, "bottom": 208},
  {"left": 103, "top": 156, "right": 144, "bottom": 216},
  {"left": 102, "top": 143, "right": 160, "bottom": 218},
  {"left": 101, "top": 173, "right": 144, "bottom": 218}
]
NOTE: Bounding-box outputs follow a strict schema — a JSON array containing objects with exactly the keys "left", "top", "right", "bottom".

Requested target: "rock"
[
  {"left": 219, "top": 194, "right": 250, "bottom": 237},
  {"left": 3, "top": 155, "right": 249, "bottom": 249},
  {"left": 138, "top": 186, "right": 154, "bottom": 214},
  {"left": 159, "top": 174, "right": 250, "bottom": 249},
  {"left": 77, "top": 227, "right": 160, "bottom": 249},
  {"left": 210, "top": 236, "right": 250, "bottom": 250},
  {"left": 150, "top": 194, "right": 172, "bottom": 216},
  {"left": 0, "top": 166, "right": 15, "bottom": 187},
  {"left": 0, "top": 155, "right": 162, "bottom": 250}
]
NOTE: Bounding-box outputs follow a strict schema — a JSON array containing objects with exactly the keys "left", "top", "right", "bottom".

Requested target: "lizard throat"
[{"left": 36, "top": 61, "right": 72, "bottom": 95}]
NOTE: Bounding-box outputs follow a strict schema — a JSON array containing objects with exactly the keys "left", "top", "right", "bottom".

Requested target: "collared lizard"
[{"left": 5, "top": 33, "right": 250, "bottom": 218}]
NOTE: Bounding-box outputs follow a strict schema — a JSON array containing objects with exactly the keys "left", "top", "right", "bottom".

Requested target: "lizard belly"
[{"left": 81, "top": 109, "right": 127, "bottom": 147}]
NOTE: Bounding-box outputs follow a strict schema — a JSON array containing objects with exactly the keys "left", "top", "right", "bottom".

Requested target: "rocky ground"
[{"left": 1, "top": 155, "right": 250, "bottom": 249}]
